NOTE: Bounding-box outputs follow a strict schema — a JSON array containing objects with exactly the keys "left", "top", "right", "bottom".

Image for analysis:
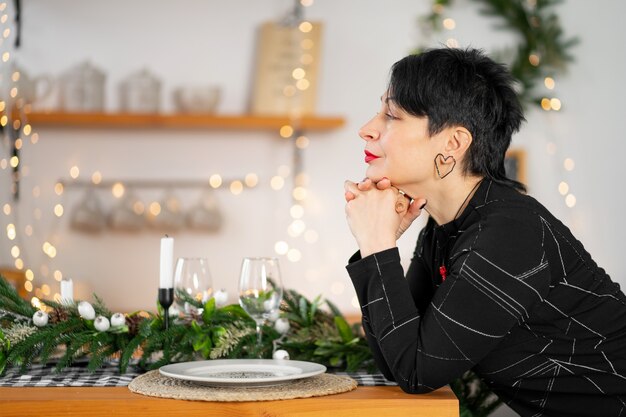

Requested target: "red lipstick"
[{"left": 364, "top": 150, "right": 380, "bottom": 163}]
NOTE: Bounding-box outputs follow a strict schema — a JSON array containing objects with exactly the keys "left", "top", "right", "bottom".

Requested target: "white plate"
[{"left": 159, "top": 359, "right": 327, "bottom": 387}]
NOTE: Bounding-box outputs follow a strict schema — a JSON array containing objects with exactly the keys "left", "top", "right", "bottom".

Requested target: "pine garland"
[
  {"left": 418, "top": 0, "right": 577, "bottom": 108},
  {"left": 0, "top": 275, "right": 375, "bottom": 375}
]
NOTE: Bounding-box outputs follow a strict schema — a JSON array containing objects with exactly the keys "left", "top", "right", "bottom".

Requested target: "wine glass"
[
  {"left": 238, "top": 257, "right": 283, "bottom": 350},
  {"left": 174, "top": 257, "right": 213, "bottom": 316}
]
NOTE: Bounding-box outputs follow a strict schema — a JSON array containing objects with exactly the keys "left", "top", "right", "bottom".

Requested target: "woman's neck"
[{"left": 409, "top": 175, "right": 485, "bottom": 225}]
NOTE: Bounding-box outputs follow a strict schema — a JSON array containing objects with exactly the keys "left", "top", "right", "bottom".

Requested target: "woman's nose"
[{"left": 358, "top": 119, "right": 379, "bottom": 142}]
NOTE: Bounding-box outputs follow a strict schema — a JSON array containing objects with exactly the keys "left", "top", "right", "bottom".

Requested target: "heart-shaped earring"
[{"left": 434, "top": 153, "right": 456, "bottom": 179}]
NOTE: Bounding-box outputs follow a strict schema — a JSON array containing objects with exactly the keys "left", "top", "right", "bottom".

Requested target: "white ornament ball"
[
  {"left": 110, "top": 313, "right": 125, "bottom": 328},
  {"left": 268, "top": 309, "right": 280, "bottom": 322},
  {"left": 32, "top": 310, "right": 49, "bottom": 327},
  {"left": 214, "top": 289, "right": 228, "bottom": 307},
  {"left": 274, "top": 318, "right": 290, "bottom": 334},
  {"left": 94, "top": 315, "right": 111, "bottom": 332},
  {"left": 273, "top": 349, "right": 290, "bottom": 360},
  {"left": 78, "top": 301, "right": 96, "bottom": 320}
]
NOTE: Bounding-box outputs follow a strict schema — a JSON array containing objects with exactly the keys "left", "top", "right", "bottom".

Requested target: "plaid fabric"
[
  {"left": 331, "top": 371, "right": 397, "bottom": 386},
  {"left": 0, "top": 360, "right": 142, "bottom": 387},
  {"left": 0, "top": 361, "right": 396, "bottom": 388}
]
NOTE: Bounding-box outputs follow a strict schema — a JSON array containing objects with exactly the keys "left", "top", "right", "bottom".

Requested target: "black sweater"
[{"left": 347, "top": 180, "right": 626, "bottom": 417}]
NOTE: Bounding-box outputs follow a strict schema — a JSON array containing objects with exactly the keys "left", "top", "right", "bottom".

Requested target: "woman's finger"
[
  {"left": 395, "top": 191, "right": 410, "bottom": 213},
  {"left": 375, "top": 177, "right": 392, "bottom": 190},
  {"left": 344, "top": 180, "right": 360, "bottom": 194},
  {"left": 357, "top": 178, "right": 373, "bottom": 191}
]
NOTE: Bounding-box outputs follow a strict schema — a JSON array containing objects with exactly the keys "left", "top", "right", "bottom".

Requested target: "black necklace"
[
  {"left": 453, "top": 179, "right": 484, "bottom": 221},
  {"left": 438, "top": 179, "right": 483, "bottom": 283}
]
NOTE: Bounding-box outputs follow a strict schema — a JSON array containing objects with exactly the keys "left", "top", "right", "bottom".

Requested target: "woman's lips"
[{"left": 364, "top": 150, "right": 380, "bottom": 163}]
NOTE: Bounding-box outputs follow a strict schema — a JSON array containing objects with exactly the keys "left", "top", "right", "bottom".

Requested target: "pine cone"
[
  {"left": 126, "top": 315, "right": 144, "bottom": 336},
  {"left": 48, "top": 307, "right": 69, "bottom": 324}
]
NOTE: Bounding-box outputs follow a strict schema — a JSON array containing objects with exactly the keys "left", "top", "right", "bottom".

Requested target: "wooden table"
[{"left": 0, "top": 385, "right": 459, "bottom": 417}]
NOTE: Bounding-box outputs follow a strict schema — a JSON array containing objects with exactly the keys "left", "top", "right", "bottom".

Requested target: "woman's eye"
[{"left": 385, "top": 113, "right": 397, "bottom": 120}]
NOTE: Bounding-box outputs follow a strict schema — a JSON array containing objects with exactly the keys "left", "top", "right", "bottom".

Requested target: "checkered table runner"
[{"left": 0, "top": 361, "right": 397, "bottom": 388}]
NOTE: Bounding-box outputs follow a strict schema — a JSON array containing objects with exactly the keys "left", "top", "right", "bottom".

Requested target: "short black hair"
[{"left": 388, "top": 47, "right": 526, "bottom": 191}]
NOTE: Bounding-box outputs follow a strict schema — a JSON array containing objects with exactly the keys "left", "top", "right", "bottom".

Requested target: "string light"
[
  {"left": 112, "top": 182, "right": 125, "bottom": 198},
  {"left": 69, "top": 165, "right": 80, "bottom": 179},
  {"left": 244, "top": 173, "right": 259, "bottom": 187},
  {"left": 229, "top": 180, "right": 243, "bottom": 195},
  {"left": 563, "top": 158, "right": 575, "bottom": 171},
  {"left": 274, "top": 241, "right": 289, "bottom": 255},
  {"left": 279, "top": 125, "right": 294, "bottom": 138},
  {"left": 295, "top": 135, "right": 309, "bottom": 149},
  {"left": 445, "top": 38, "right": 459, "bottom": 48},
  {"left": 3, "top": 203, "right": 10, "bottom": 215},
  {"left": 544, "top": 77, "right": 555, "bottom": 89},
  {"left": 292, "top": 186, "right": 307, "bottom": 201},
  {"left": 565, "top": 194, "right": 576, "bottom": 208},
  {"left": 54, "top": 204, "right": 64, "bottom": 217},
  {"left": 54, "top": 182, "right": 64, "bottom": 195},
  {"left": 443, "top": 18, "right": 456, "bottom": 30},
  {"left": 92, "top": 171, "right": 102, "bottom": 184},
  {"left": 290, "top": 204, "right": 304, "bottom": 219},
  {"left": 558, "top": 181, "right": 569, "bottom": 195},
  {"left": 133, "top": 201, "right": 145, "bottom": 215},
  {"left": 6, "top": 223, "right": 16, "bottom": 240},
  {"left": 209, "top": 174, "right": 222, "bottom": 188},
  {"left": 149, "top": 202, "right": 161, "bottom": 216},
  {"left": 298, "top": 21, "right": 313, "bottom": 33},
  {"left": 270, "top": 176, "right": 285, "bottom": 190},
  {"left": 287, "top": 248, "right": 302, "bottom": 262},
  {"left": 296, "top": 79, "right": 310, "bottom": 90},
  {"left": 287, "top": 219, "right": 306, "bottom": 237}
]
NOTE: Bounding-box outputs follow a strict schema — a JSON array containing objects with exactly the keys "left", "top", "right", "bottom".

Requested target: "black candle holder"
[{"left": 158, "top": 288, "right": 174, "bottom": 330}]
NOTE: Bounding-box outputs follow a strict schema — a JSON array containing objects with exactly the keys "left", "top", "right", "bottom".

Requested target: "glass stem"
[{"left": 255, "top": 319, "right": 264, "bottom": 346}]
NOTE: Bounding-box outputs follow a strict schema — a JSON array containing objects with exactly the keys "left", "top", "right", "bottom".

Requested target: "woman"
[{"left": 344, "top": 48, "right": 626, "bottom": 417}]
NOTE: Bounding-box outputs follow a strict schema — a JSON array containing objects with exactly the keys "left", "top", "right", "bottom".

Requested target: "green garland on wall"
[{"left": 419, "top": 0, "right": 578, "bottom": 109}]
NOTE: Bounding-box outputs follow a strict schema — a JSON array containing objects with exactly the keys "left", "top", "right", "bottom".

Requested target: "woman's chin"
[{"left": 365, "top": 168, "right": 386, "bottom": 183}]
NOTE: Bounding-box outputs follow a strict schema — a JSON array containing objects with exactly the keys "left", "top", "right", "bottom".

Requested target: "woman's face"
[{"left": 358, "top": 92, "right": 443, "bottom": 192}]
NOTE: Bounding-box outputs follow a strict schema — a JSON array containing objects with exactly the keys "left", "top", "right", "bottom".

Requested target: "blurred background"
[{"left": 1, "top": 0, "right": 624, "bottom": 321}]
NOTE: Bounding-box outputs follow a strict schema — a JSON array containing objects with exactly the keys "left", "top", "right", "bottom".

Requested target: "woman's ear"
[{"left": 444, "top": 127, "right": 473, "bottom": 158}]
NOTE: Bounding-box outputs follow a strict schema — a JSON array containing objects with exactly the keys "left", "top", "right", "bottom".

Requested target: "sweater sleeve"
[{"left": 346, "top": 212, "right": 551, "bottom": 393}]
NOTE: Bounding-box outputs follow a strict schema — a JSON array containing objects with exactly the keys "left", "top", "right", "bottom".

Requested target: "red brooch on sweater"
[{"left": 439, "top": 265, "right": 448, "bottom": 282}]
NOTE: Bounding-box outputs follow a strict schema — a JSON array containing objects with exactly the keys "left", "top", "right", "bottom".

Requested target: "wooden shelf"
[{"left": 26, "top": 112, "right": 345, "bottom": 131}]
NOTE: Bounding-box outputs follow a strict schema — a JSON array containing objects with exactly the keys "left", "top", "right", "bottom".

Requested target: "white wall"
[{"left": 1, "top": 0, "right": 625, "bottom": 328}]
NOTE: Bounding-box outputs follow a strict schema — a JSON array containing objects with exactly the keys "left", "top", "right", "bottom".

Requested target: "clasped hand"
[{"left": 344, "top": 178, "right": 427, "bottom": 257}]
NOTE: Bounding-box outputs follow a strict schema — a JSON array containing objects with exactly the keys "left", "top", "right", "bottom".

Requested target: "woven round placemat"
[{"left": 128, "top": 370, "right": 357, "bottom": 402}]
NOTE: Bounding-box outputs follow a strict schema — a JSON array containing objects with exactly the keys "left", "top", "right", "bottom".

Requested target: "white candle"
[
  {"left": 160, "top": 235, "right": 174, "bottom": 288},
  {"left": 60, "top": 278, "right": 74, "bottom": 303}
]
